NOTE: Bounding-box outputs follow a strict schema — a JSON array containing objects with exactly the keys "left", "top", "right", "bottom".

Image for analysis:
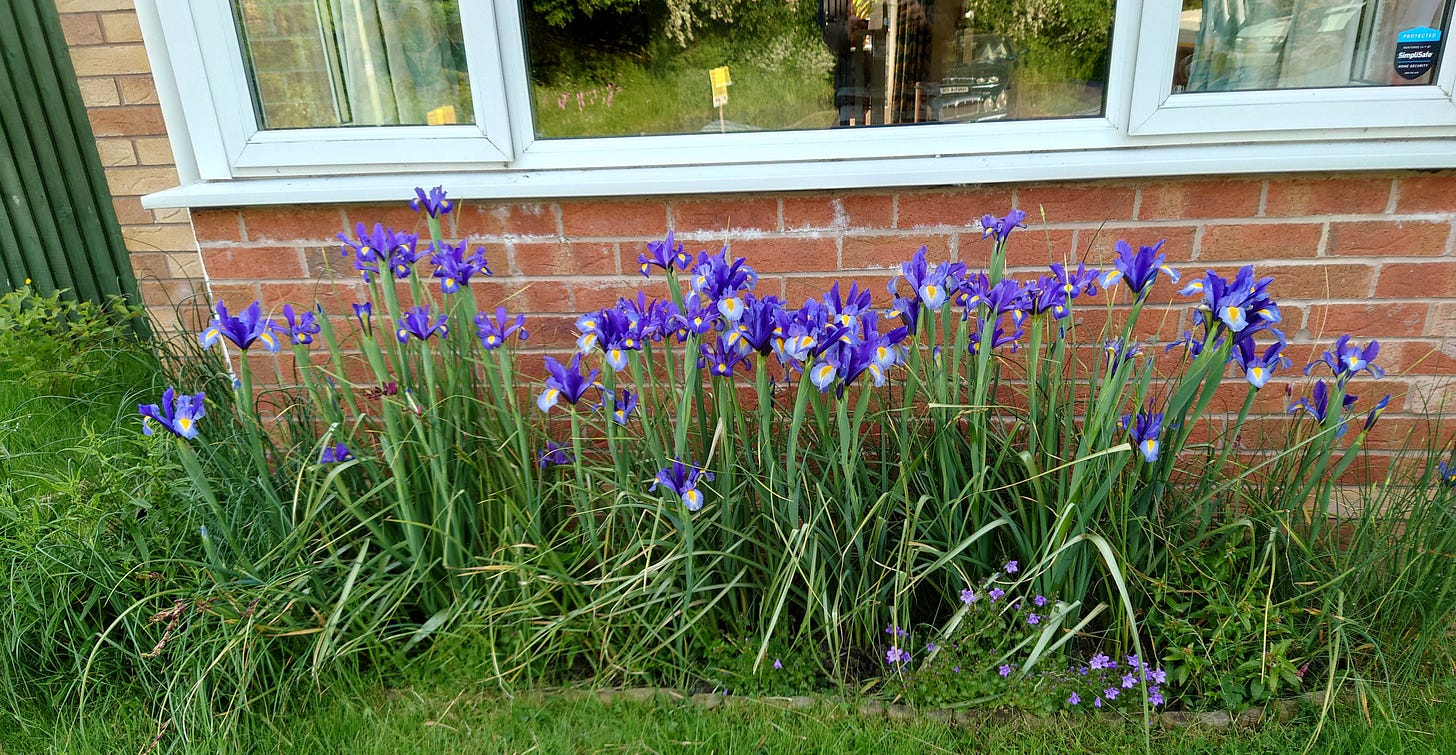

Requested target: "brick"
[
  {"left": 99, "top": 11, "right": 142, "bottom": 42},
  {"left": 127, "top": 251, "right": 170, "bottom": 280},
  {"left": 569, "top": 279, "right": 668, "bottom": 312},
  {"left": 1080, "top": 226, "right": 1198, "bottom": 264},
  {"left": 1374, "top": 261, "right": 1456, "bottom": 298},
  {"left": 1394, "top": 172, "right": 1456, "bottom": 213},
  {"left": 111, "top": 195, "right": 150, "bottom": 225},
  {"left": 117, "top": 76, "right": 159, "bottom": 106},
  {"left": 896, "top": 188, "right": 1014, "bottom": 229},
  {"left": 784, "top": 274, "right": 892, "bottom": 305},
  {"left": 1263, "top": 176, "right": 1391, "bottom": 216},
  {"left": 522, "top": 314, "right": 580, "bottom": 348},
  {"left": 152, "top": 207, "right": 189, "bottom": 224},
  {"left": 782, "top": 193, "right": 894, "bottom": 230},
  {"left": 1257, "top": 263, "right": 1375, "bottom": 300},
  {"left": 244, "top": 206, "right": 346, "bottom": 243},
  {"left": 842, "top": 234, "right": 950, "bottom": 269},
  {"left": 513, "top": 241, "right": 616, "bottom": 276},
  {"left": 1198, "top": 223, "right": 1322, "bottom": 261},
  {"left": 1303, "top": 302, "right": 1428, "bottom": 340},
  {"left": 342, "top": 203, "right": 428, "bottom": 235},
  {"left": 1138, "top": 179, "right": 1262, "bottom": 220},
  {"left": 1427, "top": 303, "right": 1456, "bottom": 338},
  {"left": 190, "top": 208, "right": 244, "bottom": 243},
  {"left": 731, "top": 236, "right": 837, "bottom": 274},
  {"left": 76, "top": 77, "right": 119, "bottom": 107},
  {"left": 120, "top": 223, "right": 194, "bottom": 252},
  {"left": 68, "top": 44, "right": 151, "bottom": 77},
  {"left": 87, "top": 106, "right": 165, "bottom": 137},
  {"left": 103, "top": 166, "right": 177, "bottom": 195},
  {"left": 258, "top": 282, "right": 367, "bottom": 314},
  {"left": 1379, "top": 340, "right": 1456, "bottom": 376},
  {"left": 133, "top": 136, "right": 174, "bottom": 165},
  {"left": 95, "top": 138, "right": 136, "bottom": 167},
  {"left": 1018, "top": 183, "right": 1136, "bottom": 223},
  {"left": 560, "top": 199, "right": 667, "bottom": 237},
  {"left": 460, "top": 202, "right": 559, "bottom": 237},
  {"left": 201, "top": 247, "right": 306, "bottom": 280},
  {"left": 59, "top": 12, "right": 103, "bottom": 45},
  {"left": 1001, "top": 229, "right": 1076, "bottom": 269},
  {"left": 671, "top": 198, "right": 778, "bottom": 233},
  {"left": 1327, "top": 220, "right": 1449, "bottom": 257}
]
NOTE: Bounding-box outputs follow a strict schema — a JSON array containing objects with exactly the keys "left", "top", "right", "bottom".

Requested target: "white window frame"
[{"left": 135, "top": 0, "right": 1456, "bottom": 207}]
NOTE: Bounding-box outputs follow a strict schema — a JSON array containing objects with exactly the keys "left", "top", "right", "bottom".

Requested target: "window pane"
[
  {"left": 521, "top": 0, "right": 1115, "bottom": 138},
  {"left": 232, "top": 0, "right": 473, "bottom": 129},
  {"left": 1176, "top": 0, "right": 1453, "bottom": 93}
]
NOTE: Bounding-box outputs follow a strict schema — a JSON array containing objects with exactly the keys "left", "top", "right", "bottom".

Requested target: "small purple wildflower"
[
  {"left": 1027, "top": 613, "right": 1041, "bottom": 626},
  {"left": 773, "top": 659, "right": 783, "bottom": 670},
  {"left": 1122, "top": 673, "right": 1137, "bottom": 689},
  {"left": 1068, "top": 692, "right": 1081, "bottom": 705},
  {"left": 961, "top": 588, "right": 978, "bottom": 605},
  {"left": 926, "top": 642, "right": 938, "bottom": 653},
  {"left": 885, "top": 625, "right": 908, "bottom": 639},
  {"left": 1034, "top": 595, "right": 1047, "bottom": 607},
  {"left": 1103, "top": 687, "right": 1120, "bottom": 700},
  {"left": 319, "top": 442, "right": 352, "bottom": 463},
  {"left": 989, "top": 588, "right": 1005, "bottom": 602},
  {"left": 1004, "top": 560, "right": 1019, "bottom": 574},
  {"left": 1089, "top": 653, "right": 1114, "bottom": 671},
  {"left": 886, "top": 647, "right": 912, "bottom": 666},
  {"left": 999, "top": 664, "right": 1015, "bottom": 678},
  {"left": 1150, "top": 688, "right": 1165, "bottom": 707}
]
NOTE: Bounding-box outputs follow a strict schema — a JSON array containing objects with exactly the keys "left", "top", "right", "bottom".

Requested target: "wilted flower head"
[
  {"left": 281, "top": 304, "right": 320, "bottom": 346},
  {"left": 201, "top": 301, "right": 280, "bottom": 352},
  {"left": 410, "top": 185, "right": 453, "bottom": 217},
  {"left": 652, "top": 458, "right": 714, "bottom": 511},
  {"left": 352, "top": 302, "right": 373, "bottom": 335},
  {"left": 1290, "top": 379, "right": 1358, "bottom": 436},
  {"left": 139, "top": 387, "right": 205, "bottom": 439},
  {"left": 1099, "top": 239, "right": 1178, "bottom": 298}
]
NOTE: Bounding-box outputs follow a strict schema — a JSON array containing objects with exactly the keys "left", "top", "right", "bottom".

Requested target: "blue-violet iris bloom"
[
  {"left": 410, "top": 186, "right": 453, "bottom": 217},
  {"left": 200, "top": 301, "right": 280, "bottom": 352},
  {"left": 139, "top": 387, "right": 205, "bottom": 439},
  {"left": 537, "top": 354, "right": 600, "bottom": 412},
  {"left": 652, "top": 458, "right": 714, "bottom": 511},
  {"left": 396, "top": 306, "right": 448, "bottom": 343},
  {"left": 281, "top": 304, "right": 320, "bottom": 345},
  {"left": 1100, "top": 239, "right": 1178, "bottom": 298}
]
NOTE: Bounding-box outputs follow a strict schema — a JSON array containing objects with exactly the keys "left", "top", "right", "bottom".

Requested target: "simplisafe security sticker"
[{"left": 1395, "top": 26, "right": 1442, "bottom": 80}]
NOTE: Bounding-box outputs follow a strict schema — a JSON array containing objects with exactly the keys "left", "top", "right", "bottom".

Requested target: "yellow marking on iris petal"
[
  {"left": 814, "top": 364, "right": 836, "bottom": 382},
  {"left": 717, "top": 363, "right": 727, "bottom": 372},
  {"left": 259, "top": 332, "right": 277, "bottom": 348},
  {"left": 1249, "top": 367, "right": 1266, "bottom": 382},
  {"left": 683, "top": 489, "right": 703, "bottom": 510},
  {"left": 877, "top": 346, "right": 890, "bottom": 363},
  {"left": 1142, "top": 439, "right": 1158, "bottom": 459},
  {"left": 924, "top": 285, "right": 940, "bottom": 301},
  {"left": 177, "top": 417, "right": 193, "bottom": 433}
]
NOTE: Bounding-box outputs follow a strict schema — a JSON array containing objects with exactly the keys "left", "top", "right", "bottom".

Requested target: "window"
[{"left": 136, "top": 0, "right": 1456, "bottom": 205}]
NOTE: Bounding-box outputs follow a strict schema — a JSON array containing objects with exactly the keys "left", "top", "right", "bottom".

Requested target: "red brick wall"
[{"left": 188, "top": 172, "right": 1456, "bottom": 465}]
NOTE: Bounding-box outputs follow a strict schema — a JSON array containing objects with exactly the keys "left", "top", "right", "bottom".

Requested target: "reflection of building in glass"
[
  {"left": 822, "top": 0, "right": 1020, "bottom": 125},
  {"left": 1179, "top": 0, "right": 1453, "bottom": 93}
]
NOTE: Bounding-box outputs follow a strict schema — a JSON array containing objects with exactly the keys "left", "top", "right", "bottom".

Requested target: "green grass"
[{"left": 8, "top": 678, "right": 1456, "bottom": 754}]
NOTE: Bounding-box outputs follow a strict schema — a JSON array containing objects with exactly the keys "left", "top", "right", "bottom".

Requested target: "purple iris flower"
[
  {"left": 701, "top": 333, "right": 753, "bottom": 377},
  {"left": 1233, "top": 338, "right": 1292, "bottom": 390},
  {"left": 577, "top": 307, "right": 642, "bottom": 370},
  {"left": 319, "top": 443, "right": 353, "bottom": 463},
  {"left": 691, "top": 248, "right": 758, "bottom": 320},
  {"left": 981, "top": 209, "right": 1027, "bottom": 245},
  {"left": 538, "top": 440, "right": 573, "bottom": 468},
  {"left": 1050, "top": 262, "right": 1100, "bottom": 299},
  {"left": 728, "top": 294, "right": 786, "bottom": 356},
  {"left": 430, "top": 240, "right": 492, "bottom": 294},
  {"left": 667, "top": 297, "right": 721, "bottom": 342},
  {"left": 281, "top": 304, "right": 320, "bottom": 346},
  {"left": 1306, "top": 334, "right": 1384, "bottom": 385},
  {"left": 353, "top": 302, "right": 373, "bottom": 336},
  {"left": 599, "top": 388, "right": 639, "bottom": 426},
  {"left": 638, "top": 231, "right": 694, "bottom": 278},
  {"left": 1099, "top": 239, "right": 1178, "bottom": 299},
  {"left": 200, "top": 301, "right": 281, "bottom": 352},
  {"left": 617, "top": 292, "right": 674, "bottom": 343},
  {"left": 652, "top": 458, "right": 714, "bottom": 511},
  {"left": 395, "top": 306, "right": 448, "bottom": 343},
  {"left": 1026, "top": 276, "right": 1070, "bottom": 319},
  {"left": 974, "top": 278, "right": 1030, "bottom": 321},
  {"left": 139, "top": 387, "right": 205, "bottom": 439},
  {"left": 966, "top": 320, "right": 1021, "bottom": 355},
  {"left": 410, "top": 186, "right": 453, "bottom": 217},
  {"left": 387, "top": 236, "right": 424, "bottom": 280},
  {"left": 891, "top": 245, "right": 964, "bottom": 312},
  {"left": 537, "top": 354, "right": 600, "bottom": 412},
  {"left": 1183, "top": 265, "right": 1280, "bottom": 336},
  {"left": 884, "top": 295, "right": 922, "bottom": 335},
  {"left": 810, "top": 313, "right": 906, "bottom": 395},
  {"left": 339, "top": 223, "right": 416, "bottom": 282},
  {"left": 821, "top": 281, "right": 876, "bottom": 328},
  {"left": 1121, "top": 407, "right": 1165, "bottom": 462},
  {"left": 475, "top": 307, "right": 529, "bottom": 350},
  {"left": 1290, "top": 380, "right": 1358, "bottom": 436},
  {"left": 1438, "top": 460, "right": 1456, "bottom": 488}
]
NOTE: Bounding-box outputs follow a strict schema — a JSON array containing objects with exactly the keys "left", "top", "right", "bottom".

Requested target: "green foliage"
[{"left": 0, "top": 284, "right": 144, "bottom": 395}]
